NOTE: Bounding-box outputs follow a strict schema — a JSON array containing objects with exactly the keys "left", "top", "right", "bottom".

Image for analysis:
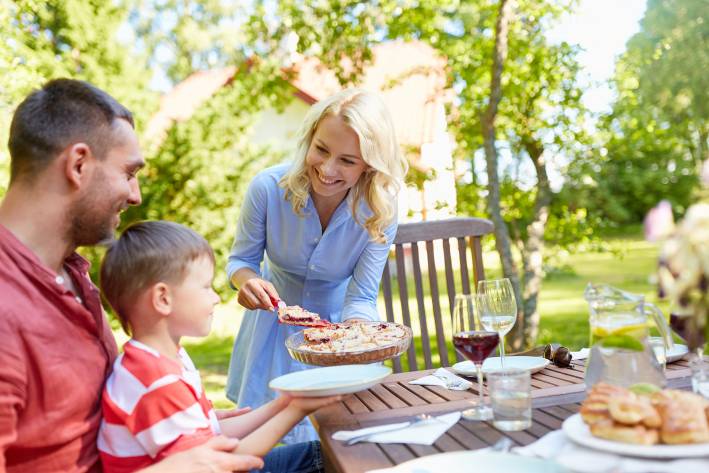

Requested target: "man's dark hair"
[
  {"left": 7, "top": 78, "right": 134, "bottom": 183},
  {"left": 100, "top": 220, "right": 215, "bottom": 335}
]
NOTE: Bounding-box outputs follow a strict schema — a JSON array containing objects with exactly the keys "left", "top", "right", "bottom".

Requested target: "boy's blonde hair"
[
  {"left": 280, "top": 88, "right": 408, "bottom": 243},
  {"left": 100, "top": 220, "right": 214, "bottom": 335}
]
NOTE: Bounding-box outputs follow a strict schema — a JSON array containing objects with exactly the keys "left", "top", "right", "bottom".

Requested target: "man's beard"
[{"left": 68, "top": 170, "right": 120, "bottom": 247}]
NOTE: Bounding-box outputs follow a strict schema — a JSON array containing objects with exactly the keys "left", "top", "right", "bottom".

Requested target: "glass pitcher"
[{"left": 584, "top": 283, "right": 674, "bottom": 388}]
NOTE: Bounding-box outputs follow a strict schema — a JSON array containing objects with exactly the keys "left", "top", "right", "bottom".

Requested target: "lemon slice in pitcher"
[{"left": 599, "top": 334, "right": 645, "bottom": 351}]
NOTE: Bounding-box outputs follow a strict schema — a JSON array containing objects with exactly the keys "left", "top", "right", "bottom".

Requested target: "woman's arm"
[
  {"left": 218, "top": 396, "right": 290, "bottom": 439},
  {"left": 342, "top": 221, "right": 398, "bottom": 322}
]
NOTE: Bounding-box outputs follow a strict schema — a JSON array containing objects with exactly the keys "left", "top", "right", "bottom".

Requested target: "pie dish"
[{"left": 285, "top": 321, "right": 412, "bottom": 366}]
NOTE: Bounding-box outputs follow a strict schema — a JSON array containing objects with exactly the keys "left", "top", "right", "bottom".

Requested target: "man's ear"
[
  {"left": 151, "top": 282, "right": 172, "bottom": 316},
  {"left": 64, "top": 142, "right": 94, "bottom": 188}
]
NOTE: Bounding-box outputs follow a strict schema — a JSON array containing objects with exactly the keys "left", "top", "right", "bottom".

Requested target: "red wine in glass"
[{"left": 453, "top": 331, "right": 500, "bottom": 363}]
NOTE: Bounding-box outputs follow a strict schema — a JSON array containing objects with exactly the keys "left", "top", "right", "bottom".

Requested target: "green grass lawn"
[{"left": 117, "top": 235, "right": 665, "bottom": 408}]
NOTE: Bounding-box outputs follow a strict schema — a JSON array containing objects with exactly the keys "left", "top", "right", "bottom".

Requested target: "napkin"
[
  {"left": 408, "top": 368, "right": 473, "bottom": 391},
  {"left": 332, "top": 411, "right": 461, "bottom": 446},
  {"left": 571, "top": 348, "right": 590, "bottom": 360},
  {"left": 514, "top": 430, "right": 709, "bottom": 473}
]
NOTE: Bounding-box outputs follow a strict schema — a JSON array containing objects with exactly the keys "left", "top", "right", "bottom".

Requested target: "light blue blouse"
[{"left": 225, "top": 163, "right": 396, "bottom": 443}]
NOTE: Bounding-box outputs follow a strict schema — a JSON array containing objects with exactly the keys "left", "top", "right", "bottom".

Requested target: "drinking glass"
[
  {"left": 487, "top": 368, "right": 532, "bottom": 431},
  {"left": 477, "top": 278, "right": 517, "bottom": 368},
  {"left": 670, "top": 311, "right": 708, "bottom": 398},
  {"left": 452, "top": 294, "right": 500, "bottom": 420}
]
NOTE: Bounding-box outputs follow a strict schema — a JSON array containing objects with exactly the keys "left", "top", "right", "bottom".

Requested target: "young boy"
[{"left": 97, "top": 221, "right": 339, "bottom": 472}]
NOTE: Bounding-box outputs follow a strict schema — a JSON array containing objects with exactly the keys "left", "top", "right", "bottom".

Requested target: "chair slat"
[
  {"left": 426, "top": 240, "right": 448, "bottom": 367},
  {"left": 381, "top": 259, "right": 402, "bottom": 373},
  {"left": 395, "top": 244, "right": 417, "bottom": 371},
  {"left": 470, "top": 236, "right": 486, "bottom": 287},
  {"left": 457, "top": 237, "right": 471, "bottom": 295},
  {"left": 442, "top": 238, "right": 456, "bottom": 318},
  {"left": 410, "top": 242, "right": 432, "bottom": 369}
]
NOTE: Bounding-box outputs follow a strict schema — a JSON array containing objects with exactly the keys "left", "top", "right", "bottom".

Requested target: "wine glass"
[
  {"left": 452, "top": 294, "right": 500, "bottom": 420},
  {"left": 477, "top": 278, "right": 517, "bottom": 368}
]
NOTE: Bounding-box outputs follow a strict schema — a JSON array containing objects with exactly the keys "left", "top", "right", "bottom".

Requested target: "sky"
[{"left": 547, "top": 0, "right": 648, "bottom": 114}]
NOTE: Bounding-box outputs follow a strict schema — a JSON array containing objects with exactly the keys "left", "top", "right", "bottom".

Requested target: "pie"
[
  {"left": 277, "top": 305, "right": 331, "bottom": 327},
  {"left": 284, "top": 321, "right": 411, "bottom": 366}
]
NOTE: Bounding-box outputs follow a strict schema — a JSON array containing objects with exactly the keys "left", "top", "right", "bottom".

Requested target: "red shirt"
[{"left": 0, "top": 224, "right": 118, "bottom": 472}]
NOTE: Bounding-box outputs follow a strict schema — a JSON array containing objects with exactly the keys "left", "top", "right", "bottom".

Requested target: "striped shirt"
[{"left": 98, "top": 340, "right": 221, "bottom": 473}]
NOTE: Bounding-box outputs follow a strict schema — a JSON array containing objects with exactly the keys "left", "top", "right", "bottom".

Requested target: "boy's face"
[{"left": 169, "top": 256, "right": 220, "bottom": 338}]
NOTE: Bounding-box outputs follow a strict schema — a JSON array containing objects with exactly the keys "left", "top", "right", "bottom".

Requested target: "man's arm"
[{"left": 137, "top": 436, "right": 263, "bottom": 473}]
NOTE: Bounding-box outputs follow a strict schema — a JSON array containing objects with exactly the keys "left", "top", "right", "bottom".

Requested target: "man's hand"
[
  {"left": 139, "top": 436, "right": 263, "bottom": 473},
  {"left": 215, "top": 406, "right": 251, "bottom": 421},
  {"left": 288, "top": 395, "right": 342, "bottom": 416}
]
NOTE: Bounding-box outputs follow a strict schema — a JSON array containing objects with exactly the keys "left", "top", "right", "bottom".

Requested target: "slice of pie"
[{"left": 277, "top": 305, "right": 331, "bottom": 327}]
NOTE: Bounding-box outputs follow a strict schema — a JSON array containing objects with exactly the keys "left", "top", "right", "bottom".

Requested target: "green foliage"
[
  {"left": 567, "top": 0, "right": 707, "bottom": 225},
  {"left": 0, "top": 0, "right": 156, "bottom": 194},
  {"left": 127, "top": 0, "right": 253, "bottom": 84}
]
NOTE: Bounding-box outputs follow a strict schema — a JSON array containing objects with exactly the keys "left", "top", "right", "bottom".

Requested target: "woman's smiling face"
[{"left": 305, "top": 114, "right": 369, "bottom": 205}]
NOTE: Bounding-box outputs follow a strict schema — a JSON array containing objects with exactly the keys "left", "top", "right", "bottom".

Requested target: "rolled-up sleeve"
[
  {"left": 226, "top": 174, "right": 270, "bottom": 287},
  {"left": 342, "top": 219, "right": 397, "bottom": 322}
]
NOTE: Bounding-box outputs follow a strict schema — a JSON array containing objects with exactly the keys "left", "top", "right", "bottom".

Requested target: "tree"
[
  {"left": 0, "top": 0, "right": 156, "bottom": 195},
  {"left": 568, "top": 0, "right": 707, "bottom": 225}
]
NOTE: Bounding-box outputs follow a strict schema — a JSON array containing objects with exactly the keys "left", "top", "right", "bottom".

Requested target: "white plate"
[
  {"left": 269, "top": 364, "right": 391, "bottom": 397},
  {"left": 451, "top": 356, "right": 550, "bottom": 377},
  {"left": 562, "top": 413, "right": 709, "bottom": 458},
  {"left": 367, "top": 451, "right": 569, "bottom": 473},
  {"left": 666, "top": 343, "right": 689, "bottom": 363}
]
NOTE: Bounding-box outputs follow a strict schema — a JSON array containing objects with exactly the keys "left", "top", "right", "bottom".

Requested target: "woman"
[{"left": 226, "top": 88, "right": 407, "bottom": 443}]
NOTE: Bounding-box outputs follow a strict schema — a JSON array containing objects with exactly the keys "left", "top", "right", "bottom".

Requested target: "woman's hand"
[{"left": 237, "top": 277, "right": 279, "bottom": 311}]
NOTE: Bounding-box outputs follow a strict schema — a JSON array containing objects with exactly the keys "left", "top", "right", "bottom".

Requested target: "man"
[{"left": 0, "top": 79, "right": 263, "bottom": 472}]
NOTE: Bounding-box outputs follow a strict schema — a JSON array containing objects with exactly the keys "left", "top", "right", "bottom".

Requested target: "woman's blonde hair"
[{"left": 280, "top": 88, "right": 408, "bottom": 243}]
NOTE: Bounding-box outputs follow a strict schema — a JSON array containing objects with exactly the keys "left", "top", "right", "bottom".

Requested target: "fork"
[{"left": 345, "top": 414, "right": 436, "bottom": 445}]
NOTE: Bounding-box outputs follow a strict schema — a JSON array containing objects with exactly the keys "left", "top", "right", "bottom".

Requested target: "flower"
[
  {"left": 657, "top": 202, "right": 709, "bottom": 344},
  {"left": 643, "top": 200, "right": 674, "bottom": 242}
]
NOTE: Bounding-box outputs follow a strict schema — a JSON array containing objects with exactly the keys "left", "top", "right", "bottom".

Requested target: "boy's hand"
[
  {"left": 215, "top": 406, "right": 251, "bottom": 420},
  {"left": 288, "top": 395, "right": 342, "bottom": 416},
  {"left": 237, "top": 277, "right": 279, "bottom": 311}
]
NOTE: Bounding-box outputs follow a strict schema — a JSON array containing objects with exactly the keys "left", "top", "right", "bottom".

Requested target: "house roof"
[{"left": 144, "top": 40, "right": 450, "bottom": 156}]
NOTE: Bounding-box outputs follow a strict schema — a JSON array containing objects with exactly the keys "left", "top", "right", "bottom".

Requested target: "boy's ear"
[{"left": 151, "top": 282, "right": 172, "bottom": 316}]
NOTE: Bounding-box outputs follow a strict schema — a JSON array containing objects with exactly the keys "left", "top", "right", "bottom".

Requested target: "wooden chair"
[{"left": 381, "top": 217, "right": 494, "bottom": 372}]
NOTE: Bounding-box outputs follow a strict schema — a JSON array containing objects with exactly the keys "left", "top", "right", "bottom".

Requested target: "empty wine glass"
[
  {"left": 452, "top": 294, "right": 500, "bottom": 420},
  {"left": 477, "top": 278, "right": 517, "bottom": 368}
]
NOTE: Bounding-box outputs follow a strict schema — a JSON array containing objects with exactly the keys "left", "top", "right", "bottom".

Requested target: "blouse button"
[
  {"left": 310, "top": 264, "right": 316, "bottom": 270},
  {"left": 55, "top": 275, "right": 64, "bottom": 285},
  {"left": 313, "top": 237, "right": 319, "bottom": 243}
]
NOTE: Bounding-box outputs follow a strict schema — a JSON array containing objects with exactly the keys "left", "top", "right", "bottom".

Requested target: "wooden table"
[{"left": 311, "top": 359, "right": 694, "bottom": 473}]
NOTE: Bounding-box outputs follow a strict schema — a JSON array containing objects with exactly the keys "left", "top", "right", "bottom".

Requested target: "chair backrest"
[{"left": 380, "top": 217, "right": 494, "bottom": 372}]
